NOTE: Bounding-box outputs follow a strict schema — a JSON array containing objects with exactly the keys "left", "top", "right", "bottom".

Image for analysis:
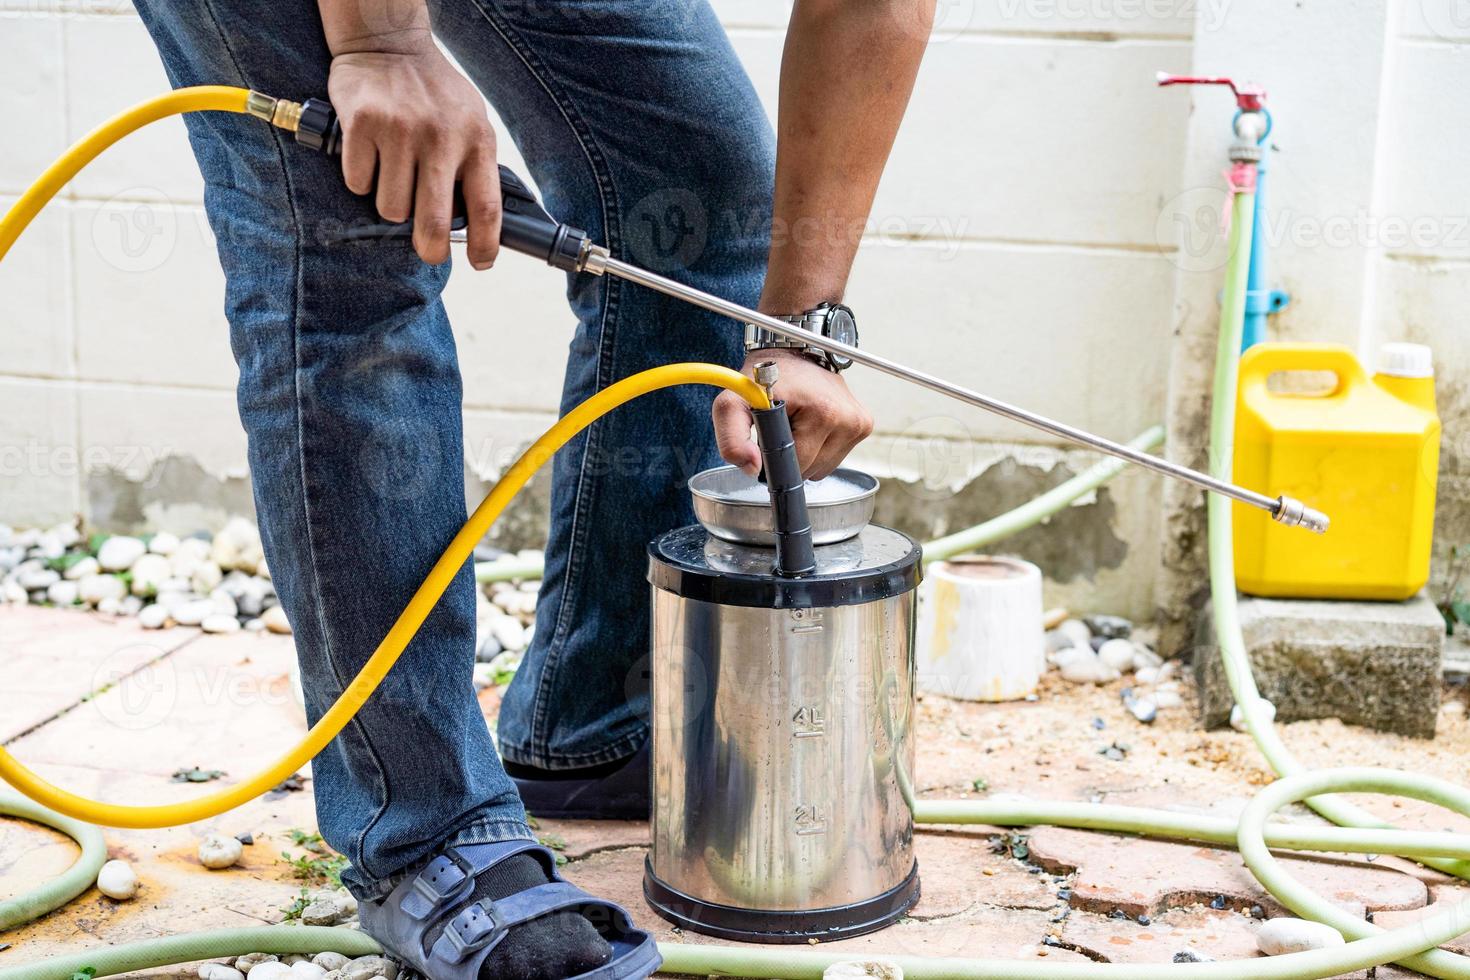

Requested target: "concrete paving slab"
[
  {"left": 1028, "top": 825, "right": 1427, "bottom": 919},
  {"left": 0, "top": 605, "right": 196, "bottom": 743},
  {"left": 7, "top": 629, "right": 305, "bottom": 778},
  {"left": 559, "top": 845, "right": 1094, "bottom": 965}
]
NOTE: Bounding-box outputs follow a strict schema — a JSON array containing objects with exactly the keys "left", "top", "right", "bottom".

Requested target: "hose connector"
[
  {"left": 1273, "top": 495, "right": 1330, "bottom": 534},
  {"left": 244, "top": 91, "right": 306, "bottom": 133},
  {"left": 754, "top": 359, "right": 780, "bottom": 407}
]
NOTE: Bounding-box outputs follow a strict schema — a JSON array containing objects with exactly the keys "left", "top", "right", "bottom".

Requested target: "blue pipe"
[{"left": 1238, "top": 109, "right": 1285, "bottom": 351}]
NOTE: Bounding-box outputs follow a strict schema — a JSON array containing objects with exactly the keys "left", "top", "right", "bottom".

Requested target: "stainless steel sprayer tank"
[{"left": 641, "top": 368, "right": 922, "bottom": 942}]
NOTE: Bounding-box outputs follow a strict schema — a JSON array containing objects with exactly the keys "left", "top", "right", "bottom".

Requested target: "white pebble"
[
  {"left": 1056, "top": 618, "right": 1091, "bottom": 648},
  {"left": 171, "top": 537, "right": 212, "bottom": 575},
  {"left": 130, "top": 553, "right": 173, "bottom": 597},
  {"left": 198, "top": 833, "right": 244, "bottom": 869},
  {"left": 234, "top": 954, "right": 278, "bottom": 972},
  {"left": 98, "top": 536, "right": 147, "bottom": 571},
  {"left": 97, "top": 859, "right": 138, "bottom": 899},
  {"left": 289, "top": 964, "right": 328, "bottom": 980},
  {"left": 1255, "top": 917, "right": 1344, "bottom": 955},
  {"left": 235, "top": 957, "right": 277, "bottom": 975},
  {"left": 64, "top": 556, "right": 99, "bottom": 581},
  {"left": 46, "top": 580, "right": 79, "bottom": 606},
  {"left": 17, "top": 566, "right": 60, "bottom": 591},
  {"left": 212, "top": 516, "right": 265, "bottom": 572},
  {"left": 139, "top": 604, "right": 169, "bottom": 629},
  {"left": 1135, "top": 666, "right": 1160, "bottom": 686},
  {"left": 97, "top": 597, "right": 122, "bottom": 615},
  {"left": 312, "top": 952, "right": 350, "bottom": 971},
  {"left": 1231, "top": 698, "right": 1276, "bottom": 732},
  {"left": 300, "top": 889, "right": 357, "bottom": 926},
  {"left": 263, "top": 604, "right": 292, "bottom": 635},
  {"left": 78, "top": 573, "right": 127, "bottom": 606},
  {"left": 192, "top": 560, "right": 224, "bottom": 595},
  {"left": 491, "top": 616, "right": 526, "bottom": 652},
  {"left": 199, "top": 965, "right": 246, "bottom": 980},
  {"left": 1154, "top": 690, "right": 1183, "bottom": 709},
  {"left": 247, "top": 964, "right": 294, "bottom": 980},
  {"left": 1048, "top": 645, "right": 1093, "bottom": 669},
  {"left": 209, "top": 589, "right": 240, "bottom": 617},
  {"left": 342, "top": 955, "right": 398, "bottom": 980},
  {"left": 149, "top": 531, "right": 181, "bottom": 556},
  {"left": 1060, "top": 656, "right": 1120, "bottom": 685},
  {"left": 1097, "top": 638, "right": 1137, "bottom": 673},
  {"left": 49, "top": 521, "right": 80, "bottom": 548},
  {"left": 174, "top": 599, "right": 215, "bottom": 627}
]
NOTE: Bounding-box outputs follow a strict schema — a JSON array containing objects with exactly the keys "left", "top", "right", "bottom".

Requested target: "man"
[{"left": 134, "top": 0, "right": 932, "bottom": 976}]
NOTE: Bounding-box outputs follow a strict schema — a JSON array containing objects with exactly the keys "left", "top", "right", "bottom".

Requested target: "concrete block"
[
  {"left": 63, "top": 15, "right": 205, "bottom": 204},
  {"left": 1194, "top": 593, "right": 1444, "bottom": 738},
  {"left": 0, "top": 195, "right": 73, "bottom": 378}
]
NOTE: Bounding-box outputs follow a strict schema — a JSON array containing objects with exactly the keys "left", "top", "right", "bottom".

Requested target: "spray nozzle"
[{"left": 1273, "top": 495, "right": 1330, "bottom": 534}]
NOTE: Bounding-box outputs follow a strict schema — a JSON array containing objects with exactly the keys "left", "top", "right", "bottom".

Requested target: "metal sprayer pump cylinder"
[{"left": 642, "top": 465, "right": 922, "bottom": 942}]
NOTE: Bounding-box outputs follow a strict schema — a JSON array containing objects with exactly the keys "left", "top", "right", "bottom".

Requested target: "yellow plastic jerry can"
[{"left": 1233, "top": 342, "right": 1441, "bottom": 600}]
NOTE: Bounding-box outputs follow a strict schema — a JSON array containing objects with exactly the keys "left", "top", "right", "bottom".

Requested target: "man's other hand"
[{"left": 712, "top": 349, "right": 874, "bottom": 481}]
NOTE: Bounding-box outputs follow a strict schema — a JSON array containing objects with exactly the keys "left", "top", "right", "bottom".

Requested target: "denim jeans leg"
[
  {"left": 430, "top": 0, "right": 777, "bottom": 770},
  {"left": 132, "top": 0, "right": 531, "bottom": 894}
]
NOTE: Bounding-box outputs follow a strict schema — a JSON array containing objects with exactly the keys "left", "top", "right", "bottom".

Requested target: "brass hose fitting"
[{"left": 244, "top": 91, "right": 304, "bottom": 132}]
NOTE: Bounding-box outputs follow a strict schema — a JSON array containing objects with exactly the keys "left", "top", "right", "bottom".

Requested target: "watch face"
[{"left": 824, "top": 307, "right": 857, "bottom": 368}]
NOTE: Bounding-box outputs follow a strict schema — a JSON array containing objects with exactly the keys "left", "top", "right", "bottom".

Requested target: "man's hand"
[
  {"left": 327, "top": 38, "right": 500, "bottom": 269},
  {"left": 712, "top": 350, "right": 874, "bottom": 481}
]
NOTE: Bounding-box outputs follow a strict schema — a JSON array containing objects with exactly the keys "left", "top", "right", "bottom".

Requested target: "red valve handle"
[{"left": 1155, "top": 72, "right": 1266, "bottom": 111}]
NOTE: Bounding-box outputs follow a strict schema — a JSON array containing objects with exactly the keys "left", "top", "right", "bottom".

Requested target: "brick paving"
[{"left": 1, "top": 605, "right": 1468, "bottom": 977}]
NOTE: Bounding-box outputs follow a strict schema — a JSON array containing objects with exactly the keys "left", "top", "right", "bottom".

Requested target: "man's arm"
[
  {"left": 714, "top": 0, "right": 934, "bottom": 479},
  {"left": 319, "top": 0, "right": 502, "bottom": 269}
]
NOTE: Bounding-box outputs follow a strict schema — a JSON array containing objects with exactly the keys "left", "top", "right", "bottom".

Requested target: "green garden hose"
[
  {"left": 0, "top": 926, "right": 380, "bottom": 980},
  {"left": 0, "top": 792, "right": 106, "bottom": 932}
]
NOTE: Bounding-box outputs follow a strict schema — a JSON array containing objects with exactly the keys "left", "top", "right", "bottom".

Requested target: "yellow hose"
[
  {"left": 0, "top": 86, "right": 252, "bottom": 263},
  {"left": 0, "top": 87, "right": 770, "bottom": 828}
]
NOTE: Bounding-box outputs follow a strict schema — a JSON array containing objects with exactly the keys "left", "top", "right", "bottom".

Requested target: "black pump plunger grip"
[
  {"left": 296, "top": 98, "right": 589, "bottom": 271},
  {"left": 752, "top": 402, "right": 817, "bottom": 578}
]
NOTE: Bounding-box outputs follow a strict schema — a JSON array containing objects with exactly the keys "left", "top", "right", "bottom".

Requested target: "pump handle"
[{"left": 296, "top": 98, "right": 591, "bottom": 271}]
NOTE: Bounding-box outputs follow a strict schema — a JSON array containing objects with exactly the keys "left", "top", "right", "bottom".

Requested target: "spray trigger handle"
[{"left": 296, "top": 98, "right": 590, "bottom": 271}]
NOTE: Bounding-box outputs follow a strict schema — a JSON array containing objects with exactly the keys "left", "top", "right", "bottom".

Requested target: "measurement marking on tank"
[
  {"left": 789, "top": 608, "right": 825, "bottom": 635},
  {"left": 792, "top": 705, "right": 826, "bottom": 738},
  {"left": 793, "top": 804, "right": 829, "bottom": 836}
]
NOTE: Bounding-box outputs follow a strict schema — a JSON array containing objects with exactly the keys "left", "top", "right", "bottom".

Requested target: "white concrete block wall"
[
  {"left": 2, "top": 2, "right": 1215, "bottom": 617},
  {"left": 1371, "top": 7, "right": 1470, "bottom": 577}
]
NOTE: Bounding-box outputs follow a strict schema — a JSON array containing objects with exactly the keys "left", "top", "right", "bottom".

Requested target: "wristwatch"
[{"left": 744, "top": 302, "right": 858, "bottom": 372}]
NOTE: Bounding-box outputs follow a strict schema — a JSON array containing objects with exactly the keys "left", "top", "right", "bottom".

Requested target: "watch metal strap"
[{"left": 744, "top": 312, "right": 828, "bottom": 362}]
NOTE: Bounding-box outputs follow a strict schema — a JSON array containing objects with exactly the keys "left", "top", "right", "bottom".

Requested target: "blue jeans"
[{"left": 134, "top": 0, "right": 774, "bottom": 895}]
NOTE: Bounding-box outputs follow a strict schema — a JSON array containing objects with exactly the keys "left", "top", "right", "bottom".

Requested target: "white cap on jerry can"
[{"left": 1376, "top": 342, "right": 1434, "bottom": 378}]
